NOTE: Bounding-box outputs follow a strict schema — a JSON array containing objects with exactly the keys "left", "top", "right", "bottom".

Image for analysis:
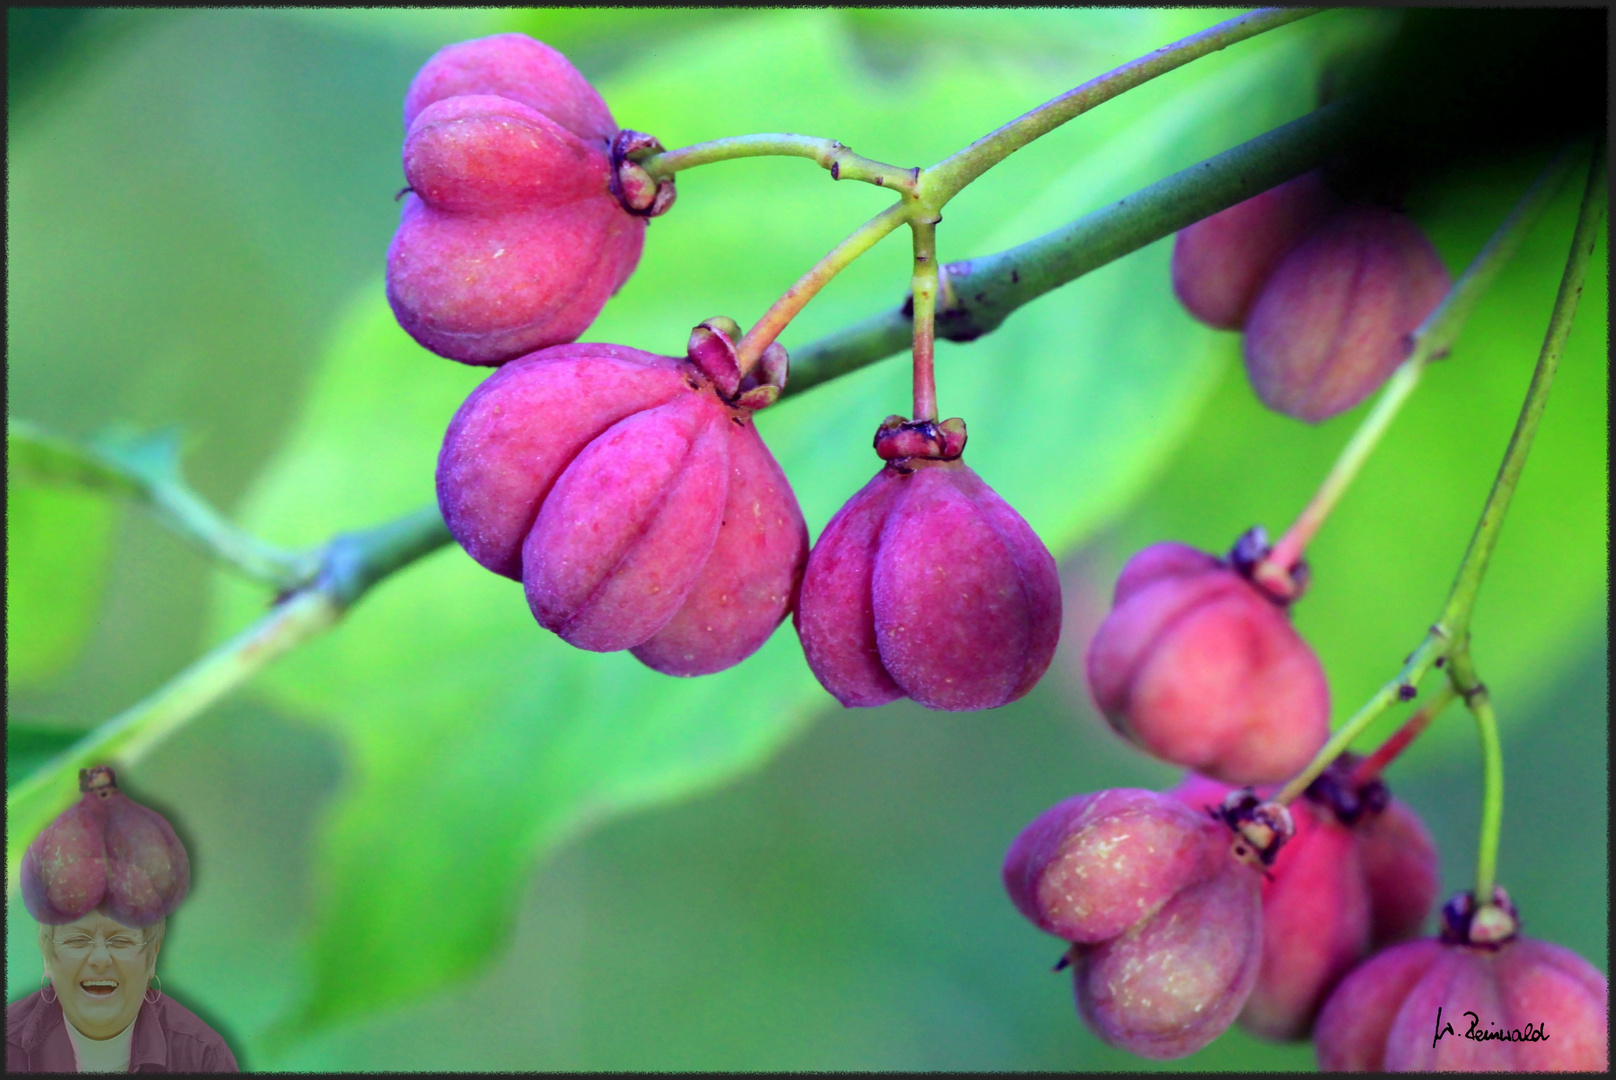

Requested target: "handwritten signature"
[{"left": 1433, "top": 1006, "right": 1550, "bottom": 1048}]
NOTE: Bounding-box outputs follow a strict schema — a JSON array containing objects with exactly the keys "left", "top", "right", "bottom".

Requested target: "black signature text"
[{"left": 1433, "top": 1006, "right": 1550, "bottom": 1048}]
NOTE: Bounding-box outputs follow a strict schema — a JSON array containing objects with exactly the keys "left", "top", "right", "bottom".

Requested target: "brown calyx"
[
  {"left": 874, "top": 416, "right": 967, "bottom": 471},
  {"left": 1441, "top": 886, "right": 1521, "bottom": 948},
  {"left": 610, "top": 129, "right": 677, "bottom": 218},
  {"left": 1215, "top": 788, "right": 1295, "bottom": 869}
]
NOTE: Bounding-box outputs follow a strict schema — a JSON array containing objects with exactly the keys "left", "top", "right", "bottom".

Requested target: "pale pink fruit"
[{"left": 1087, "top": 541, "right": 1329, "bottom": 784}]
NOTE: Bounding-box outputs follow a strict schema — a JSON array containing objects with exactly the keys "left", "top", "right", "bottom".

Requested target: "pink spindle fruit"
[
  {"left": 1315, "top": 888, "right": 1609, "bottom": 1071},
  {"left": 437, "top": 319, "right": 806, "bottom": 676},
  {"left": 388, "top": 34, "right": 671, "bottom": 366},
  {"left": 20, "top": 767, "right": 190, "bottom": 928},
  {"left": 1244, "top": 205, "right": 1451, "bottom": 422},
  {"left": 1003, "top": 787, "right": 1269, "bottom": 1059},
  {"left": 795, "top": 417, "right": 1060, "bottom": 712},
  {"left": 1172, "top": 170, "right": 1339, "bottom": 330},
  {"left": 1085, "top": 538, "right": 1329, "bottom": 784},
  {"left": 1173, "top": 760, "right": 1440, "bottom": 1041}
]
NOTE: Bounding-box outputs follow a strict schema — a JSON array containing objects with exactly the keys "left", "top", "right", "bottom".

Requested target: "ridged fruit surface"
[
  {"left": 1314, "top": 936, "right": 1609, "bottom": 1071},
  {"left": 387, "top": 34, "right": 645, "bottom": 366},
  {"left": 1003, "top": 787, "right": 1265, "bottom": 1059},
  {"left": 1244, "top": 205, "right": 1451, "bottom": 422},
  {"left": 1086, "top": 541, "right": 1329, "bottom": 784},
  {"left": 797, "top": 443, "right": 1060, "bottom": 712},
  {"left": 20, "top": 767, "right": 189, "bottom": 928},
  {"left": 437, "top": 331, "right": 806, "bottom": 677}
]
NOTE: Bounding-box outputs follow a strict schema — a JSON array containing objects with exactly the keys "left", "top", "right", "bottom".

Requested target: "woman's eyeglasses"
[{"left": 53, "top": 933, "right": 148, "bottom": 960}]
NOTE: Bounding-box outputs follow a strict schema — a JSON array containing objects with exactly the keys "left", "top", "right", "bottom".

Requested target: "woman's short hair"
[{"left": 39, "top": 916, "right": 166, "bottom": 960}]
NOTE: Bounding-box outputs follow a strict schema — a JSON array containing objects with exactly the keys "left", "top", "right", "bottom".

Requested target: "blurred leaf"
[
  {"left": 210, "top": 9, "right": 1336, "bottom": 1041},
  {"left": 8, "top": 418, "right": 142, "bottom": 495},
  {"left": 6, "top": 482, "right": 118, "bottom": 690},
  {"left": 5, "top": 724, "right": 88, "bottom": 792},
  {"left": 1100, "top": 154, "right": 1608, "bottom": 756}
]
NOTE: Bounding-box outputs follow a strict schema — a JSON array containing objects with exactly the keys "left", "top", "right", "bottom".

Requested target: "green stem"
[
  {"left": 920, "top": 8, "right": 1317, "bottom": 207},
  {"left": 1258, "top": 144, "right": 1582, "bottom": 583},
  {"left": 1446, "top": 647, "right": 1503, "bottom": 903},
  {"left": 8, "top": 419, "right": 318, "bottom": 590},
  {"left": 4, "top": 508, "right": 453, "bottom": 893},
  {"left": 637, "top": 133, "right": 919, "bottom": 193},
  {"left": 1437, "top": 145, "right": 1607, "bottom": 646},
  {"left": 5, "top": 589, "right": 337, "bottom": 890},
  {"left": 1274, "top": 632, "right": 1446, "bottom": 806},
  {"left": 1349, "top": 681, "right": 1458, "bottom": 786},
  {"left": 734, "top": 200, "right": 910, "bottom": 372},
  {"left": 909, "top": 215, "right": 941, "bottom": 421},
  {"left": 1259, "top": 361, "right": 1425, "bottom": 586},
  {"left": 783, "top": 101, "right": 1352, "bottom": 396}
]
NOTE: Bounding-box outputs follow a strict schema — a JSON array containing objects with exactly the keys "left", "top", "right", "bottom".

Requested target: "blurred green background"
[{"left": 6, "top": 9, "right": 1606, "bottom": 1071}]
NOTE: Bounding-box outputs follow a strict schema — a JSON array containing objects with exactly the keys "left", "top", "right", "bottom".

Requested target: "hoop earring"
[
  {"left": 144, "top": 974, "right": 162, "bottom": 1004},
  {"left": 40, "top": 976, "right": 57, "bottom": 1004}
]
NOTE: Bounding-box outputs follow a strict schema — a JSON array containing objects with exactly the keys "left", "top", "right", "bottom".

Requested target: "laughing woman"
[
  {"left": 8, "top": 913, "right": 236, "bottom": 1072},
  {"left": 8, "top": 767, "right": 237, "bottom": 1072}
]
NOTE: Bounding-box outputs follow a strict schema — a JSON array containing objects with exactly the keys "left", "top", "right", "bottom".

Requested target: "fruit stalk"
[
  {"left": 1441, "top": 145, "right": 1606, "bottom": 907},
  {"left": 733, "top": 201, "right": 909, "bottom": 373},
  {"left": 636, "top": 133, "right": 918, "bottom": 192},
  {"left": 920, "top": 8, "right": 1317, "bottom": 207},
  {"left": 785, "top": 101, "right": 1351, "bottom": 396},
  {"left": 1349, "top": 682, "right": 1457, "bottom": 785},
  {"left": 909, "top": 215, "right": 941, "bottom": 421},
  {"left": 1446, "top": 646, "right": 1504, "bottom": 903},
  {"left": 1436, "top": 143, "right": 1606, "bottom": 646},
  {"left": 1259, "top": 143, "right": 1585, "bottom": 583}
]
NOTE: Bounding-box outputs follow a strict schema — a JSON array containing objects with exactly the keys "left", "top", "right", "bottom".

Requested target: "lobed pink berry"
[
  {"left": 1085, "top": 539, "right": 1330, "bottom": 784},
  {"left": 1172, "top": 764, "right": 1440, "bottom": 1042},
  {"left": 1243, "top": 205, "right": 1451, "bottom": 422},
  {"left": 1172, "top": 170, "right": 1339, "bottom": 330},
  {"left": 1315, "top": 889, "right": 1608, "bottom": 1071},
  {"left": 794, "top": 417, "right": 1061, "bottom": 712},
  {"left": 387, "top": 34, "right": 663, "bottom": 366},
  {"left": 20, "top": 767, "right": 190, "bottom": 928},
  {"left": 437, "top": 321, "right": 806, "bottom": 676},
  {"left": 1003, "top": 787, "right": 1266, "bottom": 1059}
]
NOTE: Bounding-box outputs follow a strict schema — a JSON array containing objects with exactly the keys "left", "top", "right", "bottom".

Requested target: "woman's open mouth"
[{"left": 79, "top": 980, "right": 118, "bottom": 998}]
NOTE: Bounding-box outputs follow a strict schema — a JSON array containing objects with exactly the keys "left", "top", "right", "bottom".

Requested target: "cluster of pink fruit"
[
  {"left": 395, "top": 33, "right": 1059, "bottom": 708},
  {"left": 21, "top": 767, "right": 190, "bottom": 929},
  {"left": 998, "top": 177, "right": 1607, "bottom": 1068},
  {"left": 386, "top": 32, "right": 1604, "bottom": 1069}
]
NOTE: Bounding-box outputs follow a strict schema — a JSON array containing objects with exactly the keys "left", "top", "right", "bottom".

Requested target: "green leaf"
[
  {"left": 5, "top": 480, "right": 118, "bottom": 690},
  {"left": 8, "top": 418, "right": 141, "bottom": 495},
  {"left": 5, "top": 724, "right": 89, "bottom": 792},
  {"left": 210, "top": 10, "right": 1337, "bottom": 1042}
]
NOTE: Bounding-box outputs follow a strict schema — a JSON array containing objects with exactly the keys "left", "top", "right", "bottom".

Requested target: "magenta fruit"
[
  {"left": 1085, "top": 538, "right": 1329, "bottom": 784},
  {"left": 387, "top": 34, "right": 669, "bottom": 366},
  {"left": 20, "top": 766, "right": 190, "bottom": 928},
  {"left": 1244, "top": 204, "right": 1451, "bottom": 422},
  {"left": 437, "top": 319, "right": 806, "bottom": 676},
  {"left": 1003, "top": 787, "right": 1267, "bottom": 1059},
  {"left": 1172, "top": 762, "right": 1440, "bottom": 1042},
  {"left": 794, "top": 417, "right": 1060, "bottom": 711},
  {"left": 1314, "top": 889, "right": 1609, "bottom": 1071},
  {"left": 1172, "top": 170, "right": 1339, "bottom": 331}
]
